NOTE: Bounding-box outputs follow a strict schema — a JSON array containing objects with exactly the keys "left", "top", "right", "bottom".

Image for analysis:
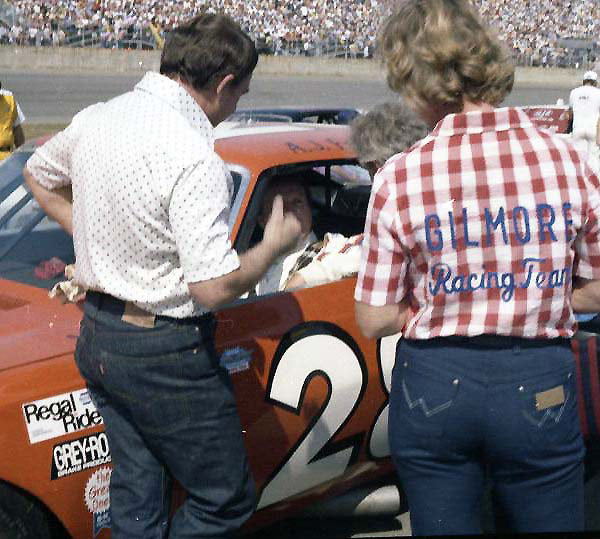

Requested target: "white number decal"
[
  {"left": 368, "top": 333, "right": 402, "bottom": 459},
  {"left": 258, "top": 329, "right": 365, "bottom": 509}
]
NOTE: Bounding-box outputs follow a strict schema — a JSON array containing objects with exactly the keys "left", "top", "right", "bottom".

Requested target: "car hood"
[{"left": 0, "top": 280, "right": 81, "bottom": 372}]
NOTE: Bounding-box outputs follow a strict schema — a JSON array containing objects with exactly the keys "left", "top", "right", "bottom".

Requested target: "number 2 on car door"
[{"left": 258, "top": 323, "right": 367, "bottom": 509}]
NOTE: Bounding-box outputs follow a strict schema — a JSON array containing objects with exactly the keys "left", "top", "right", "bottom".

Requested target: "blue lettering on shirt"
[
  {"left": 424, "top": 202, "right": 574, "bottom": 302},
  {"left": 428, "top": 258, "right": 571, "bottom": 302}
]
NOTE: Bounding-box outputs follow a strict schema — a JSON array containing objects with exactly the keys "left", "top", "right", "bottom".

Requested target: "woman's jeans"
[
  {"left": 75, "top": 293, "right": 256, "bottom": 538},
  {"left": 389, "top": 336, "right": 585, "bottom": 536}
]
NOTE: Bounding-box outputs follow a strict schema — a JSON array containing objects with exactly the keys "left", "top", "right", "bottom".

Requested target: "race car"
[
  {"left": 0, "top": 123, "right": 401, "bottom": 539},
  {"left": 1, "top": 117, "right": 599, "bottom": 539}
]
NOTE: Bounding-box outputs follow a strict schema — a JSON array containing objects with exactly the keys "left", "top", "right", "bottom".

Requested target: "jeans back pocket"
[{"left": 392, "top": 359, "right": 461, "bottom": 439}]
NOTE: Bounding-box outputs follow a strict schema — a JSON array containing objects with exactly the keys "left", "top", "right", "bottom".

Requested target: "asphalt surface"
[
  {"left": 13, "top": 69, "right": 599, "bottom": 538},
  {"left": 1, "top": 70, "right": 575, "bottom": 125}
]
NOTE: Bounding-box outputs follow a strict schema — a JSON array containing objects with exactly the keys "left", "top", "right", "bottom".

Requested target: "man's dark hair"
[{"left": 160, "top": 14, "right": 258, "bottom": 91}]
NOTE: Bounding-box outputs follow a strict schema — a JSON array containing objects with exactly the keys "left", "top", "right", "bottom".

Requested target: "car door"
[
  {"left": 213, "top": 160, "right": 399, "bottom": 516},
  {"left": 214, "top": 278, "right": 400, "bottom": 514}
]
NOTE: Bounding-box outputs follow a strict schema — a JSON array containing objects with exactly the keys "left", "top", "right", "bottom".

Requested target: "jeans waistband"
[
  {"left": 422, "top": 334, "right": 570, "bottom": 349},
  {"left": 84, "top": 291, "right": 213, "bottom": 327}
]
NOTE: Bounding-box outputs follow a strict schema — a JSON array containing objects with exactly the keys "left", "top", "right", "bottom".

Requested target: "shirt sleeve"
[
  {"left": 25, "top": 105, "right": 98, "bottom": 189},
  {"left": 169, "top": 151, "right": 240, "bottom": 284},
  {"left": 297, "top": 233, "right": 362, "bottom": 287},
  {"left": 574, "top": 164, "right": 600, "bottom": 279},
  {"left": 354, "top": 167, "right": 407, "bottom": 306}
]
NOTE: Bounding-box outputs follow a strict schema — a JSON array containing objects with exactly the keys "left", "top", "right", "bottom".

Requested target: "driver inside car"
[
  {"left": 255, "top": 173, "right": 317, "bottom": 295},
  {"left": 284, "top": 101, "right": 429, "bottom": 290}
]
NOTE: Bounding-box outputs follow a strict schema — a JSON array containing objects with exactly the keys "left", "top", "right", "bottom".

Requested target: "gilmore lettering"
[{"left": 425, "top": 202, "right": 574, "bottom": 251}]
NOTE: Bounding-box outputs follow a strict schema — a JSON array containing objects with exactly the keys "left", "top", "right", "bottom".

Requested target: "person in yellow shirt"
[{"left": 0, "top": 82, "right": 26, "bottom": 160}]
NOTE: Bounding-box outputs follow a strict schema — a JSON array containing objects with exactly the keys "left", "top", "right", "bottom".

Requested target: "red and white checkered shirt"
[{"left": 354, "top": 107, "right": 600, "bottom": 339}]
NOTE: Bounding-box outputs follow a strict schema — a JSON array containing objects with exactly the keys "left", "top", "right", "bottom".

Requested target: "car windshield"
[{"left": 0, "top": 150, "right": 76, "bottom": 290}]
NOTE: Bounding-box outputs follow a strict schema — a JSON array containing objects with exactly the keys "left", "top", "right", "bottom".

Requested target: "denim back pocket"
[
  {"left": 518, "top": 367, "right": 581, "bottom": 448},
  {"left": 393, "top": 358, "right": 461, "bottom": 438}
]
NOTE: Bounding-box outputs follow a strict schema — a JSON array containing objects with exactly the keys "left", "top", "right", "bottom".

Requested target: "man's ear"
[{"left": 215, "top": 74, "right": 236, "bottom": 96}]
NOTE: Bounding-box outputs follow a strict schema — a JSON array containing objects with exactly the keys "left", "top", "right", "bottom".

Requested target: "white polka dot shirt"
[{"left": 26, "top": 72, "right": 240, "bottom": 317}]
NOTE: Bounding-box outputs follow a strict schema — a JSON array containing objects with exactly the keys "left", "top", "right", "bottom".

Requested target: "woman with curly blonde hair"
[
  {"left": 354, "top": 0, "right": 597, "bottom": 535},
  {"left": 378, "top": 0, "right": 514, "bottom": 126}
]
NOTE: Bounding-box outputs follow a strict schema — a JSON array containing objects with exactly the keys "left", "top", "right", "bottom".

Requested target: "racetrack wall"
[{"left": 0, "top": 46, "right": 584, "bottom": 86}]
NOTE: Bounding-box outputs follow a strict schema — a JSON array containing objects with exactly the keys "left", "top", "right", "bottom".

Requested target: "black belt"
[
  {"left": 85, "top": 291, "right": 213, "bottom": 326},
  {"left": 431, "top": 334, "right": 569, "bottom": 349}
]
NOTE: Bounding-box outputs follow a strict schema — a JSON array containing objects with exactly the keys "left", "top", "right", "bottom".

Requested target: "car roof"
[
  {"left": 234, "top": 106, "right": 358, "bottom": 117},
  {"left": 215, "top": 123, "right": 355, "bottom": 170}
]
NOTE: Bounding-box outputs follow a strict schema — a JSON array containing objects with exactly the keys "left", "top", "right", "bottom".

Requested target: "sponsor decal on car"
[
  {"left": 22, "top": 389, "right": 103, "bottom": 444},
  {"left": 51, "top": 432, "right": 111, "bottom": 480},
  {"left": 84, "top": 467, "right": 112, "bottom": 537}
]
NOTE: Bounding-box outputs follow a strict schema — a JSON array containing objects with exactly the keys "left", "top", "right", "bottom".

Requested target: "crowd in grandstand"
[{"left": 1, "top": 0, "right": 599, "bottom": 65}]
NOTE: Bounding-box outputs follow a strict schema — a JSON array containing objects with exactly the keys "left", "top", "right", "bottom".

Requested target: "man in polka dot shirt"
[{"left": 24, "top": 14, "right": 302, "bottom": 538}]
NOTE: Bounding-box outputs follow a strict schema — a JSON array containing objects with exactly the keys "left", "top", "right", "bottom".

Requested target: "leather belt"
[
  {"left": 85, "top": 291, "right": 212, "bottom": 328},
  {"left": 441, "top": 334, "right": 568, "bottom": 349}
]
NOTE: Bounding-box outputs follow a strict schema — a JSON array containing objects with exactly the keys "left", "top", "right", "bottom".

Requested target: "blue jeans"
[
  {"left": 75, "top": 293, "right": 256, "bottom": 538},
  {"left": 389, "top": 336, "right": 585, "bottom": 536}
]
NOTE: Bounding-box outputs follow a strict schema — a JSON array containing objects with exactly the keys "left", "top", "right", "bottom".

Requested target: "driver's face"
[{"left": 261, "top": 180, "right": 312, "bottom": 239}]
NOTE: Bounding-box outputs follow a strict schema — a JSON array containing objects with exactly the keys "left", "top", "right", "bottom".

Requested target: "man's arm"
[
  {"left": 24, "top": 167, "right": 73, "bottom": 235},
  {"left": 572, "top": 277, "right": 600, "bottom": 313},
  {"left": 355, "top": 299, "right": 408, "bottom": 339},
  {"left": 188, "top": 195, "right": 301, "bottom": 310}
]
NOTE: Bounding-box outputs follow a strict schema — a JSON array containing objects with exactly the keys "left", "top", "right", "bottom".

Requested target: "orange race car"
[{"left": 0, "top": 119, "right": 599, "bottom": 538}]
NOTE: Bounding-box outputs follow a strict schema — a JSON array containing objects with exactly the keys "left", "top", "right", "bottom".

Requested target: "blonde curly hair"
[{"left": 377, "top": 0, "right": 514, "bottom": 114}]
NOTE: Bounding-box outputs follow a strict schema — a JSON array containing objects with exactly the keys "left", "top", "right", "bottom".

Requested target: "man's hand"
[{"left": 263, "top": 194, "right": 302, "bottom": 256}]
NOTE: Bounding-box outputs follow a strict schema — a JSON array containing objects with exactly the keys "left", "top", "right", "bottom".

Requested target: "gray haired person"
[{"left": 350, "top": 101, "right": 429, "bottom": 178}]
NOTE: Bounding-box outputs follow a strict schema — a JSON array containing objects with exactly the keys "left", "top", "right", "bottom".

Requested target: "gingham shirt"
[
  {"left": 26, "top": 72, "right": 239, "bottom": 318},
  {"left": 355, "top": 107, "right": 600, "bottom": 339}
]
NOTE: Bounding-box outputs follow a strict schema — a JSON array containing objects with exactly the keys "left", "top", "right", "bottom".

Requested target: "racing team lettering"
[
  {"left": 425, "top": 203, "right": 574, "bottom": 302},
  {"left": 51, "top": 432, "right": 111, "bottom": 480},
  {"left": 22, "top": 389, "right": 103, "bottom": 444}
]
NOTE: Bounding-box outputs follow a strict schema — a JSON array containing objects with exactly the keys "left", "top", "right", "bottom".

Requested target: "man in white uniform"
[{"left": 569, "top": 70, "right": 600, "bottom": 160}]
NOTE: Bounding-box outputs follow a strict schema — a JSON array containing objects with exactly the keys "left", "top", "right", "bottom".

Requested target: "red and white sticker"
[{"left": 84, "top": 467, "right": 111, "bottom": 515}]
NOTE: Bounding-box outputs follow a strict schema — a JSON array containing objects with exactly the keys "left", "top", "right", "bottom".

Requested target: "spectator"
[
  {"left": 0, "top": 81, "right": 26, "bottom": 160},
  {"left": 569, "top": 70, "right": 600, "bottom": 160}
]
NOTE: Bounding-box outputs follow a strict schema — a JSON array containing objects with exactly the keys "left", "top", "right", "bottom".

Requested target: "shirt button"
[
  {"left": 193, "top": 349, "right": 198, "bottom": 354},
  {"left": 194, "top": 326, "right": 200, "bottom": 332}
]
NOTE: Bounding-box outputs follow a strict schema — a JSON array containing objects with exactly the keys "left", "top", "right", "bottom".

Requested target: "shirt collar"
[
  {"left": 134, "top": 71, "right": 214, "bottom": 146},
  {"left": 431, "top": 107, "right": 534, "bottom": 137}
]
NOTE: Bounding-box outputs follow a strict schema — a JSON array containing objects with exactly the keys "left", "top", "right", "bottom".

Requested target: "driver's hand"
[{"left": 263, "top": 195, "right": 302, "bottom": 256}]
